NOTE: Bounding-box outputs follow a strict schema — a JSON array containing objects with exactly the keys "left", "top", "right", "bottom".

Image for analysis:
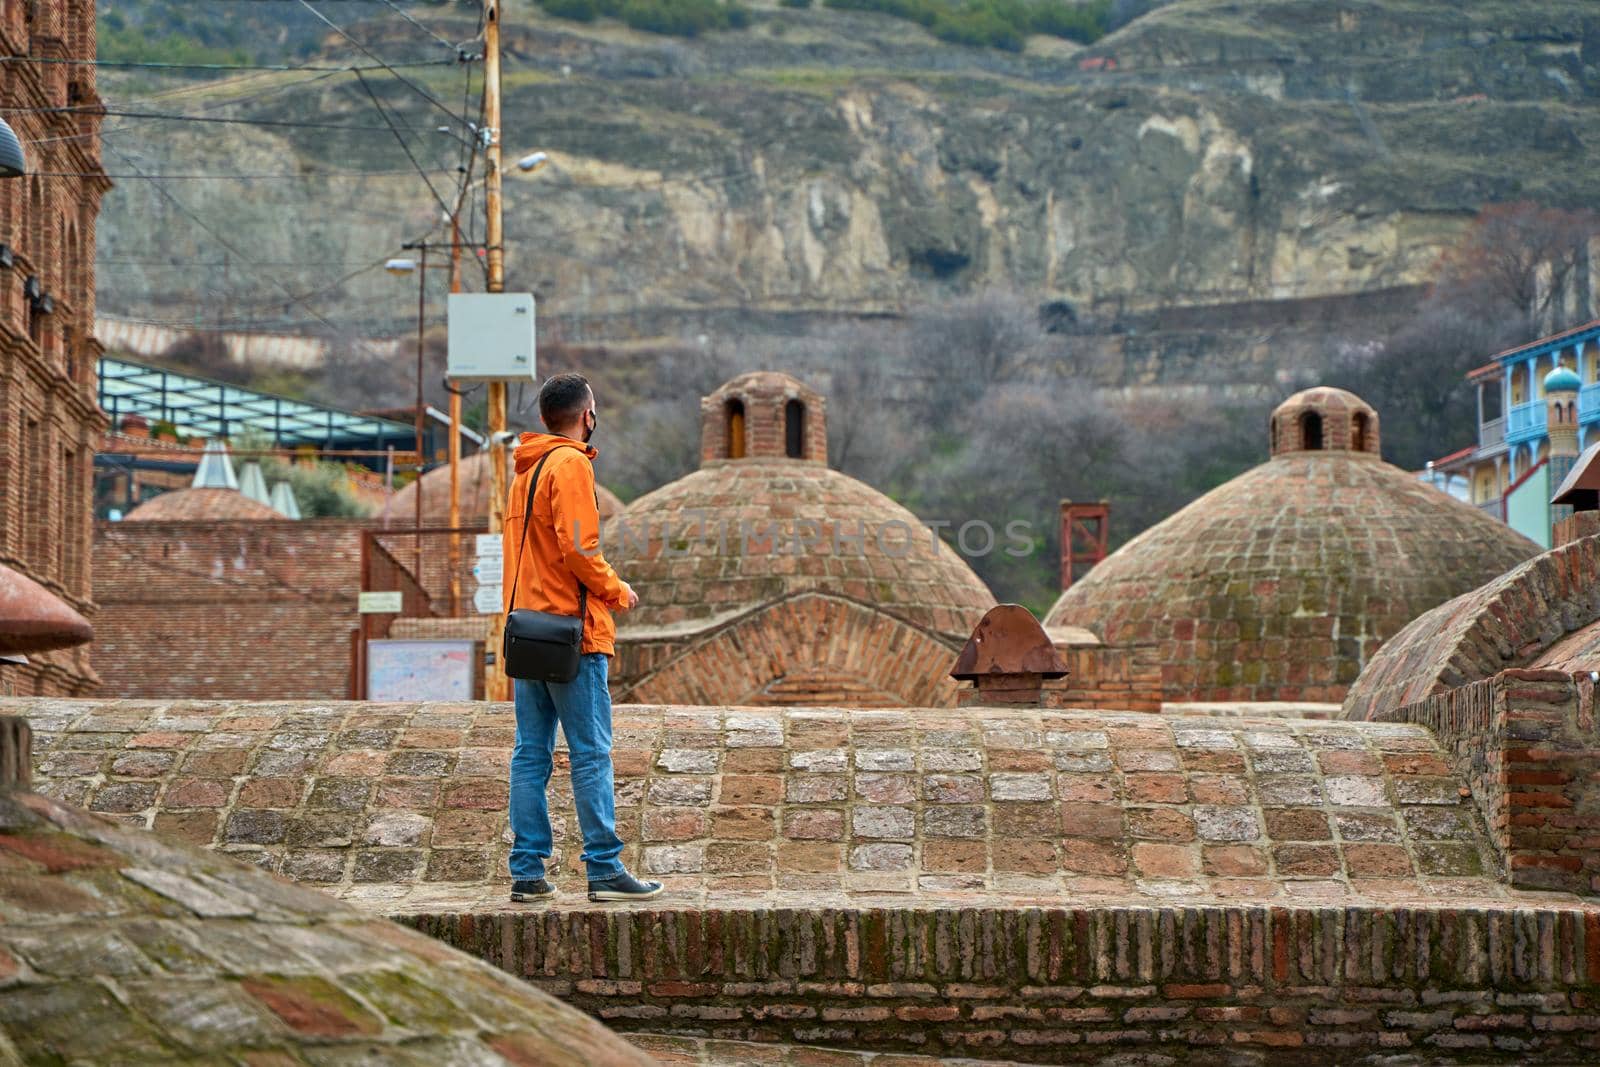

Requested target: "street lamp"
[{"left": 0, "top": 117, "right": 27, "bottom": 179}]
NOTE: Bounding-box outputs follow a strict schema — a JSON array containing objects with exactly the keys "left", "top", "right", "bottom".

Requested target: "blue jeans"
[{"left": 510, "top": 654, "right": 625, "bottom": 882}]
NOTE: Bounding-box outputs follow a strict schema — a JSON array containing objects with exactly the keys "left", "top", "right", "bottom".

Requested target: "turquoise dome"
[{"left": 1545, "top": 365, "right": 1582, "bottom": 393}]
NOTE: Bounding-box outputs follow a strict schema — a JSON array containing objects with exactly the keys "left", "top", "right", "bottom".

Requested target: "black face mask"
[{"left": 582, "top": 410, "right": 597, "bottom": 443}]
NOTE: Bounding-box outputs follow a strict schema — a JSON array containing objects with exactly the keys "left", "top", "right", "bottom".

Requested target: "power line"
[
  {"left": 354, "top": 68, "right": 458, "bottom": 224},
  {"left": 24, "top": 67, "right": 357, "bottom": 146},
  {"left": 13, "top": 105, "right": 456, "bottom": 134},
  {"left": 294, "top": 0, "right": 477, "bottom": 144},
  {"left": 378, "top": 0, "right": 476, "bottom": 56},
  {"left": 2, "top": 55, "right": 460, "bottom": 72},
  {"left": 34, "top": 166, "right": 462, "bottom": 180},
  {"left": 101, "top": 141, "right": 394, "bottom": 360}
]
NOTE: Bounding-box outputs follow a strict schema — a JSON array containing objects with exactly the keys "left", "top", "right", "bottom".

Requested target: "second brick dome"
[{"left": 1046, "top": 387, "right": 1541, "bottom": 703}]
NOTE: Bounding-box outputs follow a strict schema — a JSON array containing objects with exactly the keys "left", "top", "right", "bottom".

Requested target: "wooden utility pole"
[
  {"left": 483, "top": 0, "right": 511, "bottom": 701},
  {"left": 447, "top": 216, "right": 464, "bottom": 617}
]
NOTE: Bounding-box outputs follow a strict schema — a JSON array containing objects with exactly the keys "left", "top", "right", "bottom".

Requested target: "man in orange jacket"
[{"left": 504, "top": 373, "right": 662, "bottom": 902}]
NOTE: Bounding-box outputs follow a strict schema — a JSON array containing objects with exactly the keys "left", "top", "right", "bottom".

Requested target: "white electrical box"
[{"left": 447, "top": 292, "right": 537, "bottom": 380}]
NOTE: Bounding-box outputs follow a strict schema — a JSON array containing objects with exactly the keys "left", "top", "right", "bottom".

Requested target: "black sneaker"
[
  {"left": 587, "top": 870, "right": 664, "bottom": 901},
  {"left": 510, "top": 878, "right": 555, "bottom": 902}
]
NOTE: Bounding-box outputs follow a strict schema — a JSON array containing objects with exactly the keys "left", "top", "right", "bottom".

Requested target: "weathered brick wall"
[
  {"left": 618, "top": 593, "right": 962, "bottom": 707},
  {"left": 1345, "top": 532, "right": 1600, "bottom": 721},
  {"left": 0, "top": 0, "right": 109, "bottom": 697},
  {"left": 92, "top": 520, "right": 369, "bottom": 699},
  {"left": 404, "top": 903, "right": 1600, "bottom": 1063},
  {"left": 1384, "top": 669, "right": 1600, "bottom": 895},
  {"left": 1046, "top": 643, "right": 1163, "bottom": 713}
]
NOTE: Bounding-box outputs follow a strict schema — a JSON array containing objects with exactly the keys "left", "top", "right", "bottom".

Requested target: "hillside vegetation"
[{"left": 92, "top": 0, "right": 1600, "bottom": 602}]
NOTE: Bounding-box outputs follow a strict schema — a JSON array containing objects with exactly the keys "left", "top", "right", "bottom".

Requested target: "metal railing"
[{"left": 1507, "top": 401, "right": 1546, "bottom": 437}]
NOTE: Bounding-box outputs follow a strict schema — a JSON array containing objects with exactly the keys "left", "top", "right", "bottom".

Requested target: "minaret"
[{"left": 1545, "top": 363, "right": 1582, "bottom": 530}]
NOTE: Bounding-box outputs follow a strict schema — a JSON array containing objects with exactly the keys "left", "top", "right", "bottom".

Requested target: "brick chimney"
[{"left": 951, "top": 604, "right": 1070, "bottom": 707}]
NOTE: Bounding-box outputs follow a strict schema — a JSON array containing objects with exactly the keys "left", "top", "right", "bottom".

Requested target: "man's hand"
[{"left": 620, "top": 582, "right": 639, "bottom": 612}]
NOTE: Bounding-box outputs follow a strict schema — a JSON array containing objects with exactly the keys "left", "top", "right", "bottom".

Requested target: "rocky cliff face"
[{"left": 95, "top": 0, "right": 1600, "bottom": 383}]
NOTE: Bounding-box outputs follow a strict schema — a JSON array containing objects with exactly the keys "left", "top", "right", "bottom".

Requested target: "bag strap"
[{"left": 505, "top": 444, "right": 590, "bottom": 618}]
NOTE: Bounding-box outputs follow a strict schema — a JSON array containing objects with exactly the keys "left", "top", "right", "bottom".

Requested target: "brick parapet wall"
[
  {"left": 1383, "top": 669, "right": 1600, "bottom": 894},
  {"left": 402, "top": 902, "right": 1600, "bottom": 1063}
]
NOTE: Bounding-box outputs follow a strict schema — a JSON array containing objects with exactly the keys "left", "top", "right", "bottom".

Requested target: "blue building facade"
[{"left": 1432, "top": 320, "right": 1597, "bottom": 548}]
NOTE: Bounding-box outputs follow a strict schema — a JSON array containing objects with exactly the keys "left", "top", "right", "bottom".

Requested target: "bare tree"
[{"left": 1431, "top": 202, "right": 1598, "bottom": 334}]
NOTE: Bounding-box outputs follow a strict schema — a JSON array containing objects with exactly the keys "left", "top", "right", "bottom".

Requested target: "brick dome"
[
  {"left": 605, "top": 371, "right": 993, "bottom": 705},
  {"left": 123, "top": 487, "right": 284, "bottom": 522},
  {"left": 390, "top": 451, "right": 622, "bottom": 523},
  {"left": 0, "top": 786, "right": 653, "bottom": 1066},
  {"left": 610, "top": 461, "right": 994, "bottom": 642},
  {"left": 1047, "top": 389, "right": 1541, "bottom": 703}
]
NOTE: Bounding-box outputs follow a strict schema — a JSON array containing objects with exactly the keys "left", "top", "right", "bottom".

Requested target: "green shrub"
[
  {"left": 1029, "top": 0, "right": 1110, "bottom": 43},
  {"left": 613, "top": 0, "right": 744, "bottom": 35},
  {"left": 779, "top": 0, "right": 813, "bottom": 9},
  {"left": 541, "top": 0, "right": 599, "bottom": 21}
]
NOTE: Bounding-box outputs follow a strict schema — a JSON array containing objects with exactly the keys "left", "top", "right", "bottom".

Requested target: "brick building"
[
  {"left": 603, "top": 371, "right": 996, "bottom": 706},
  {"left": 0, "top": 2, "right": 110, "bottom": 695},
  {"left": 94, "top": 518, "right": 371, "bottom": 699},
  {"left": 1047, "top": 387, "right": 1543, "bottom": 704}
]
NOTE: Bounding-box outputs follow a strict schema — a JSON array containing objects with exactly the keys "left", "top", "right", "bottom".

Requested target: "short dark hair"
[{"left": 538, "top": 373, "right": 592, "bottom": 430}]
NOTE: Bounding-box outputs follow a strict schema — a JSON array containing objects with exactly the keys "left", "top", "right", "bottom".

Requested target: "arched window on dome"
[
  {"left": 1351, "top": 412, "right": 1370, "bottom": 452},
  {"left": 725, "top": 399, "right": 746, "bottom": 459},
  {"left": 1299, "top": 411, "right": 1323, "bottom": 451},
  {"left": 784, "top": 399, "right": 805, "bottom": 459}
]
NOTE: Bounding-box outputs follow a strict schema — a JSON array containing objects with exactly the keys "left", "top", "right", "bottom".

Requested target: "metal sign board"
[
  {"left": 448, "top": 292, "right": 537, "bottom": 381},
  {"left": 476, "top": 534, "right": 503, "bottom": 557},
  {"left": 473, "top": 584, "right": 502, "bottom": 615},
  {"left": 473, "top": 558, "right": 504, "bottom": 584},
  {"left": 358, "top": 591, "right": 403, "bottom": 614},
  {"left": 366, "top": 639, "right": 476, "bottom": 701}
]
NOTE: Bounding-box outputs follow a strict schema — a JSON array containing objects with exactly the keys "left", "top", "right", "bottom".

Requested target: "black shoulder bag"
[{"left": 502, "top": 447, "right": 588, "bottom": 683}]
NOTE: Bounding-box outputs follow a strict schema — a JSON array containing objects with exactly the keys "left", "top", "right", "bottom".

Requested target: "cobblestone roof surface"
[
  {"left": 122, "top": 487, "right": 286, "bottom": 523},
  {"left": 0, "top": 787, "right": 653, "bottom": 1065},
  {"left": 15, "top": 698, "right": 1576, "bottom": 912},
  {"left": 1345, "top": 532, "right": 1600, "bottom": 721},
  {"left": 1046, "top": 452, "right": 1540, "bottom": 704},
  {"left": 603, "top": 462, "right": 995, "bottom": 642}
]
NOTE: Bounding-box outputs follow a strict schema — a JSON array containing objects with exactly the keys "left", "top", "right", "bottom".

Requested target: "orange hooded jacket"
[{"left": 502, "top": 433, "right": 628, "bottom": 656}]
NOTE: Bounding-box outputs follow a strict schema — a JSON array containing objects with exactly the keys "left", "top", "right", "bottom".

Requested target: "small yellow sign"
[{"left": 358, "top": 591, "right": 404, "bottom": 614}]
